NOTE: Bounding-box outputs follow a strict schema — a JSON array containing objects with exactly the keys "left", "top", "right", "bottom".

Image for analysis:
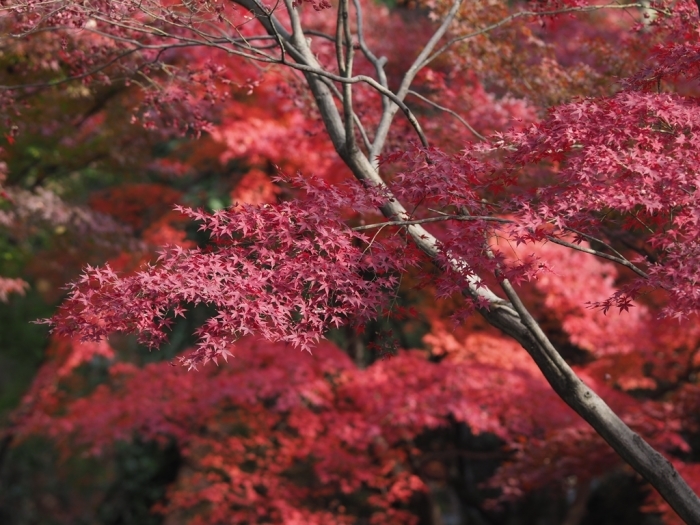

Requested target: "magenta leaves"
[
  {"left": 500, "top": 90, "right": 700, "bottom": 318},
  {"left": 47, "top": 201, "right": 401, "bottom": 369}
]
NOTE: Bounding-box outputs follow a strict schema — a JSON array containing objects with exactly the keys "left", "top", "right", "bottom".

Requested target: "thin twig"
[
  {"left": 545, "top": 236, "right": 649, "bottom": 279},
  {"left": 338, "top": 0, "right": 356, "bottom": 153},
  {"left": 407, "top": 89, "right": 487, "bottom": 142},
  {"left": 563, "top": 226, "right": 626, "bottom": 261},
  {"left": 352, "top": 0, "right": 389, "bottom": 112}
]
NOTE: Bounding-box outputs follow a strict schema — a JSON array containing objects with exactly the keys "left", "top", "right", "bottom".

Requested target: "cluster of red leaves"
[
  {"left": 498, "top": 90, "right": 700, "bottom": 318},
  {"left": 21, "top": 276, "right": 700, "bottom": 524},
  {"left": 13, "top": 334, "right": 566, "bottom": 524},
  {"left": 501, "top": 238, "right": 651, "bottom": 357},
  {"left": 48, "top": 201, "right": 404, "bottom": 368}
]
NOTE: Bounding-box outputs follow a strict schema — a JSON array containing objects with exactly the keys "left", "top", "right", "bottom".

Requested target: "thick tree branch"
[
  {"left": 319, "top": 77, "right": 372, "bottom": 152},
  {"left": 352, "top": 215, "right": 511, "bottom": 231},
  {"left": 493, "top": 277, "right": 700, "bottom": 524}
]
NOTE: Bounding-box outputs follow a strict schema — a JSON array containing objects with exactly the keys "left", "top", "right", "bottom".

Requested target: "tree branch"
[
  {"left": 370, "top": 0, "right": 463, "bottom": 164},
  {"left": 337, "top": 0, "right": 356, "bottom": 154},
  {"left": 407, "top": 89, "right": 487, "bottom": 142},
  {"left": 319, "top": 77, "right": 372, "bottom": 152},
  {"left": 352, "top": 215, "right": 510, "bottom": 231},
  {"left": 352, "top": 0, "right": 389, "bottom": 114},
  {"left": 546, "top": 236, "right": 649, "bottom": 279},
  {"left": 493, "top": 276, "right": 700, "bottom": 524}
]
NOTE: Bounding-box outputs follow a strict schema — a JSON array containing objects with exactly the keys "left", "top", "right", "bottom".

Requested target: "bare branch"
[
  {"left": 545, "top": 236, "right": 649, "bottom": 279},
  {"left": 318, "top": 77, "right": 372, "bottom": 152},
  {"left": 231, "top": 0, "right": 430, "bottom": 150},
  {"left": 352, "top": 0, "right": 389, "bottom": 111},
  {"left": 338, "top": 0, "right": 356, "bottom": 153},
  {"left": 303, "top": 29, "right": 336, "bottom": 42},
  {"left": 407, "top": 89, "right": 487, "bottom": 142},
  {"left": 267, "top": 66, "right": 429, "bottom": 147},
  {"left": 352, "top": 215, "right": 511, "bottom": 231},
  {"left": 370, "top": 0, "right": 463, "bottom": 164}
]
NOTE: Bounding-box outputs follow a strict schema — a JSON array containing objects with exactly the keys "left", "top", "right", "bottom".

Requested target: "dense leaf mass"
[
  {"left": 49, "top": 202, "right": 401, "bottom": 368},
  {"left": 502, "top": 91, "right": 700, "bottom": 318},
  {"left": 9, "top": 336, "right": 579, "bottom": 523},
  {"left": 4, "top": 0, "right": 700, "bottom": 523}
]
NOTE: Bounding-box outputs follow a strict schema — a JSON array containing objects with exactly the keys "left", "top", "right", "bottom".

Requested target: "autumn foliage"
[{"left": 3, "top": 0, "right": 700, "bottom": 523}]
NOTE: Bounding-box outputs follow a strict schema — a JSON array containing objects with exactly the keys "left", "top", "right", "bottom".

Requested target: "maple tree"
[{"left": 3, "top": 0, "right": 700, "bottom": 523}]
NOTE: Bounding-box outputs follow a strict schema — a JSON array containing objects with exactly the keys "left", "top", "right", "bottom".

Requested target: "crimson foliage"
[{"left": 2, "top": 0, "right": 700, "bottom": 523}]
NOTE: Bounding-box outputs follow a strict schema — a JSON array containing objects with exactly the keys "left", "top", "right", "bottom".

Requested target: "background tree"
[{"left": 2, "top": 0, "right": 700, "bottom": 523}]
